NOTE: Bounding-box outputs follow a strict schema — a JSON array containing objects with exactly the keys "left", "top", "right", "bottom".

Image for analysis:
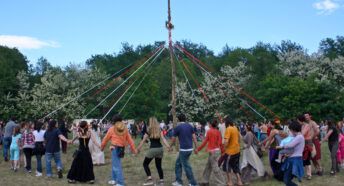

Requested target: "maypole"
[{"left": 166, "top": 0, "right": 177, "bottom": 129}]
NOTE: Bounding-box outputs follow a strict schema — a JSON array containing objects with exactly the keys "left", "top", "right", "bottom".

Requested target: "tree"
[
  {"left": 319, "top": 36, "right": 344, "bottom": 60},
  {"left": 30, "top": 65, "right": 107, "bottom": 119},
  {"left": 13, "top": 71, "right": 32, "bottom": 119},
  {"left": 0, "top": 46, "right": 28, "bottom": 97},
  {"left": 279, "top": 51, "right": 344, "bottom": 91},
  {"left": 255, "top": 74, "right": 344, "bottom": 121},
  {"left": 35, "top": 57, "right": 52, "bottom": 75},
  {"left": 276, "top": 40, "right": 304, "bottom": 55}
]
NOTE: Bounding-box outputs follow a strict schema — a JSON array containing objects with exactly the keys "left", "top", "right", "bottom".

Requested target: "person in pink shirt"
[{"left": 198, "top": 119, "right": 226, "bottom": 186}]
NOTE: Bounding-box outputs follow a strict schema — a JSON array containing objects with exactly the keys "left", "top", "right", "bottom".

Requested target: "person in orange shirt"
[
  {"left": 222, "top": 116, "right": 242, "bottom": 186},
  {"left": 198, "top": 119, "right": 226, "bottom": 186},
  {"left": 101, "top": 114, "right": 137, "bottom": 186}
]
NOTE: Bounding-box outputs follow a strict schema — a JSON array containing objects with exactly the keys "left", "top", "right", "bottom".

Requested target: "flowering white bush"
[{"left": 279, "top": 52, "right": 344, "bottom": 91}]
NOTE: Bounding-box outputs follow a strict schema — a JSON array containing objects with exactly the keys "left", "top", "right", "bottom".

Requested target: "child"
[
  {"left": 162, "top": 126, "right": 168, "bottom": 140},
  {"left": 22, "top": 122, "right": 35, "bottom": 173},
  {"left": 275, "top": 131, "right": 294, "bottom": 163},
  {"left": 10, "top": 126, "right": 22, "bottom": 171},
  {"left": 336, "top": 130, "right": 344, "bottom": 168}
]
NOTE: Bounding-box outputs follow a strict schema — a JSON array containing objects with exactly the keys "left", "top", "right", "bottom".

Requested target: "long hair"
[
  {"left": 13, "top": 125, "right": 21, "bottom": 136},
  {"left": 326, "top": 118, "right": 335, "bottom": 127},
  {"left": 79, "top": 121, "right": 88, "bottom": 136},
  {"left": 245, "top": 124, "right": 254, "bottom": 133},
  {"left": 48, "top": 120, "right": 57, "bottom": 131},
  {"left": 148, "top": 117, "right": 161, "bottom": 139},
  {"left": 35, "top": 121, "right": 43, "bottom": 132},
  {"left": 92, "top": 123, "right": 98, "bottom": 131}
]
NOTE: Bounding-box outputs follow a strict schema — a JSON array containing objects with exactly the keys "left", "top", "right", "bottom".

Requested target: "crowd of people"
[{"left": 0, "top": 113, "right": 344, "bottom": 186}]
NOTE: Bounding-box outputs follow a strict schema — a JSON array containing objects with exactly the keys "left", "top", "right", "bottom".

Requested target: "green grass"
[{"left": 1, "top": 138, "right": 344, "bottom": 186}]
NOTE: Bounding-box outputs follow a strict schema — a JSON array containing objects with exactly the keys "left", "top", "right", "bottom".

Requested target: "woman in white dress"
[
  {"left": 241, "top": 124, "right": 268, "bottom": 184},
  {"left": 89, "top": 121, "right": 105, "bottom": 165}
]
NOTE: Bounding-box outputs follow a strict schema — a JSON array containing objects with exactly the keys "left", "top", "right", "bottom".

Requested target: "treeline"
[{"left": 0, "top": 37, "right": 343, "bottom": 123}]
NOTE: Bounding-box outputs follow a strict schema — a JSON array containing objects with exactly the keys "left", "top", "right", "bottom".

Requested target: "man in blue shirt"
[{"left": 169, "top": 114, "right": 198, "bottom": 186}]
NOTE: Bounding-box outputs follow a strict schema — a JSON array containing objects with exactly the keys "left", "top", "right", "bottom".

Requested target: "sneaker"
[
  {"left": 158, "top": 180, "right": 164, "bottom": 185},
  {"left": 26, "top": 168, "right": 32, "bottom": 173},
  {"left": 13, "top": 168, "right": 17, "bottom": 172},
  {"left": 188, "top": 184, "right": 198, "bottom": 186},
  {"left": 68, "top": 179, "right": 76, "bottom": 184},
  {"left": 58, "top": 169, "right": 63, "bottom": 178},
  {"left": 108, "top": 180, "right": 116, "bottom": 185},
  {"left": 36, "top": 172, "right": 43, "bottom": 177},
  {"left": 275, "top": 159, "right": 282, "bottom": 163},
  {"left": 172, "top": 181, "right": 182, "bottom": 186},
  {"left": 114, "top": 184, "right": 124, "bottom": 186},
  {"left": 142, "top": 179, "right": 154, "bottom": 185}
]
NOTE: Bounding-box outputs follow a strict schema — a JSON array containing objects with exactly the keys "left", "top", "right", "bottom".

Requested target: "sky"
[{"left": 0, "top": 0, "right": 343, "bottom": 67}]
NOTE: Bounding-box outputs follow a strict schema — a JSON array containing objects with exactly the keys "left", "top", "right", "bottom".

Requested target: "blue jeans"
[
  {"left": 3, "top": 137, "right": 11, "bottom": 158},
  {"left": 45, "top": 152, "right": 62, "bottom": 177},
  {"left": 111, "top": 148, "right": 124, "bottom": 185},
  {"left": 283, "top": 163, "right": 298, "bottom": 186},
  {"left": 36, "top": 154, "right": 42, "bottom": 173},
  {"left": 175, "top": 151, "right": 197, "bottom": 185}
]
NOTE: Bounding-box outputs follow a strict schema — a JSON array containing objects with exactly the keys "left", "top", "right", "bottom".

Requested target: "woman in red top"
[{"left": 198, "top": 120, "right": 226, "bottom": 186}]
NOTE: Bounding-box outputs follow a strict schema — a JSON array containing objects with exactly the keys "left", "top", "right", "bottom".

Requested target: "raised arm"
[
  {"left": 71, "top": 132, "right": 79, "bottom": 144},
  {"left": 282, "top": 134, "right": 302, "bottom": 149},
  {"left": 126, "top": 130, "right": 137, "bottom": 153},
  {"left": 198, "top": 133, "right": 209, "bottom": 152},
  {"left": 17, "top": 137, "right": 22, "bottom": 150},
  {"left": 137, "top": 134, "right": 149, "bottom": 153},
  {"left": 58, "top": 134, "right": 71, "bottom": 144},
  {"left": 101, "top": 129, "right": 112, "bottom": 151},
  {"left": 90, "top": 132, "right": 100, "bottom": 148},
  {"left": 320, "top": 129, "right": 333, "bottom": 144},
  {"left": 192, "top": 133, "right": 198, "bottom": 154},
  {"left": 260, "top": 129, "right": 277, "bottom": 146},
  {"left": 160, "top": 132, "right": 170, "bottom": 148}
]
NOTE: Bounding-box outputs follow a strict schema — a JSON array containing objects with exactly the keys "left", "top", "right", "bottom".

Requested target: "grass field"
[{"left": 1, "top": 137, "right": 344, "bottom": 186}]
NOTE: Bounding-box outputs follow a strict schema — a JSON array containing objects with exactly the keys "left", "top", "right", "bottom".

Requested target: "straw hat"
[{"left": 114, "top": 121, "right": 126, "bottom": 135}]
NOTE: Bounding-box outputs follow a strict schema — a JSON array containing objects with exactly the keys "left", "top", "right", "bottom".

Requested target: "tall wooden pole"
[{"left": 167, "top": 0, "right": 177, "bottom": 129}]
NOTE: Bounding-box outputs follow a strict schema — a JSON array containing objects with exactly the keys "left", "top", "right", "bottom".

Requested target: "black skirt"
[
  {"left": 67, "top": 138, "right": 95, "bottom": 182},
  {"left": 33, "top": 142, "right": 45, "bottom": 155}
]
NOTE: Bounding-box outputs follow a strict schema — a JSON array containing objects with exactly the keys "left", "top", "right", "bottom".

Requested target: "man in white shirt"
[
  {"left": 160, "top": 120, "right": 166, "bottom": 130},
  {"left": 204, "top": 122, "right": 210, "bottom": 138}
]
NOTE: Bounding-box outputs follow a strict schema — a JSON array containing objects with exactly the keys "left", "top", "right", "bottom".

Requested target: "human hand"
[
  {"left": 168, "top": 147, "right": 173, "bottom": 152},
  {"left": 137, "top": 149, "right": 140, "bottom": 154},
  {"left": 194, "top": 149, "right": 198, "bottom": 154},
  {"left": 276, "top": 146, "right": 283, "bottom": 150}
]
